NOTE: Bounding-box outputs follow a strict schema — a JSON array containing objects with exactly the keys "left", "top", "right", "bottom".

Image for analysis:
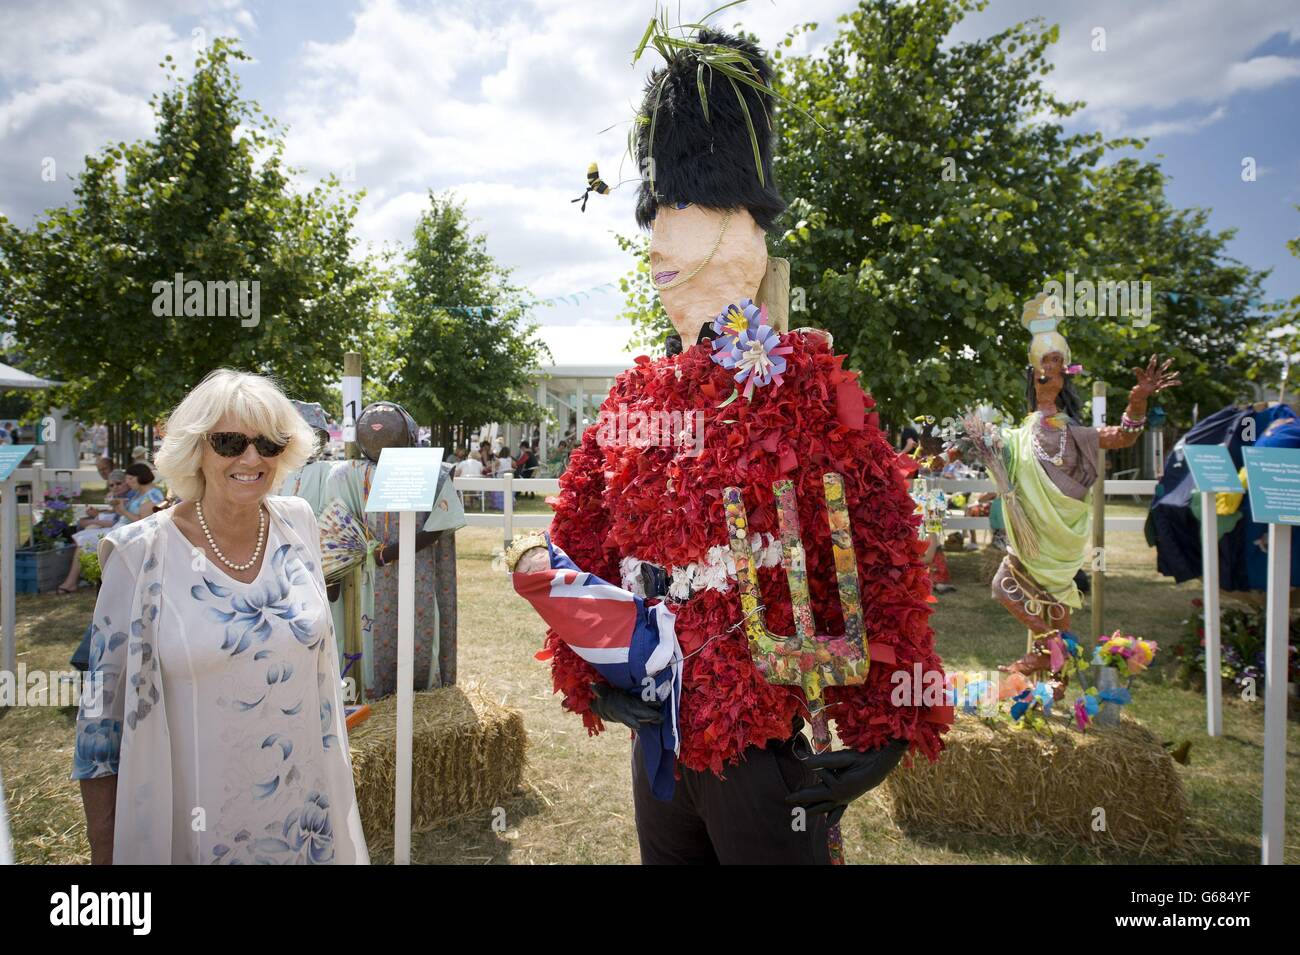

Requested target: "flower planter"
[{"left": 15, "top": 544, "right": 76, "bottom": 594}]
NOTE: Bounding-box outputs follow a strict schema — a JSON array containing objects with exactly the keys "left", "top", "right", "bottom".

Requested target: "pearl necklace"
[
  {"left": 196, "top": 499, "right": 266, "bottom": 572},
  {"left": 1032, "top": 413, "right": 1068, "bottom": 467}
]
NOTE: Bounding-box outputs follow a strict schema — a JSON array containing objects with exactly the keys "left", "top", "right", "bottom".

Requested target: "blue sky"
[{"left": 1, "top": 0, "right": 1296, "bottom": 329}]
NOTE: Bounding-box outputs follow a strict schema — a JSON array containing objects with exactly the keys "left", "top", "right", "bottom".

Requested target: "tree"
[
  {"left": 389, "top": 192, "right": 547, "bottom": 440},
  {"left": 615, "top": 232, "right": 672, "bottom": 352},
  {"left": 769, "top": 0, "right": 1268, "bottom": 425},
  {"left": 1236, "top": 206, "right": 1299, "bottom": 402},
  {"left": 0, "top": 38, "right": 385, "bottom": 425},
  {"left": 1065, "top": 156, "right": 1268, "bottom": 417}
]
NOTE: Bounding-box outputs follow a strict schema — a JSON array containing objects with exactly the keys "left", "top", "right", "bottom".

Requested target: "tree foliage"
[
  {"left": 0, "top": 39, "right": 385, "bottom": 423},
  {"left": 388, "top": 192, "right": 548, "bottom": 433},
  {"left": 615, "top": 232, "right": 672, "bottom": 352},
  {"left": 754, "top": 0, "right": 1270, "bottom": 425},
  {"left": 1236, "top": 206, "right": 1299, "bottom": 402}
]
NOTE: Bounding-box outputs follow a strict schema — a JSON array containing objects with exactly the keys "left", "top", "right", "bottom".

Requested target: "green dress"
[
  {"left": 1004, "top": 415, "right": 1094, "bottom": 609},
  {"left": 279, "top": 459, "right": 336, "bottom": 516}
]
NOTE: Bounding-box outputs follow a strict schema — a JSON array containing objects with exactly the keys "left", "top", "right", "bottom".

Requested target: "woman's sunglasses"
[{"left": 206, "top": 432, "right": 287, "bottom": 458}]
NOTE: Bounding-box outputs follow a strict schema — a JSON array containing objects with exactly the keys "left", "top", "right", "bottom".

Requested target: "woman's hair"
[
  {"left": 1024, "top": 366, "right": 1083, "bottom": 422},
  {"left": 124, "top": 462, "right": 155, "bottom": 485},
  {"left": 154, "top": 368, "right": 315, "bottom": 501}
]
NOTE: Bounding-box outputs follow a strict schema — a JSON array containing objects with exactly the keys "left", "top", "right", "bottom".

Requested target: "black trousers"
[{"left": 631, "top": 732, "right": 831, "bottom": 865}]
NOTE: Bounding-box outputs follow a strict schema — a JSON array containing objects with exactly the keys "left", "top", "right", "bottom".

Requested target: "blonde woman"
[{"left": 73, "top": 369, "right": 368, "bottom": 865}]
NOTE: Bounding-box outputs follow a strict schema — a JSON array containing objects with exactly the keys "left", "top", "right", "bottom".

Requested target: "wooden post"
[
  {"left": 344, "top": 352, "right": 361, "bottom": 462},
  {"left": 503, "top": 470, "right": 514, "bottom": 552},
  {"left": 343, "top": 567, "right": 364, "bottom": 706},
  {"left": 756, "top": 257, "right": 790, "bottom": 333},
  {"left": 1091, "top": 381, "right": 1106, "bottom": 640},
  {"left": 342, "top": 350, "right": 364, "bottom": 703}
]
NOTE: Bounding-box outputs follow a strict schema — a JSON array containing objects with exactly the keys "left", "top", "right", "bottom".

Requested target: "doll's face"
[
  {"left": 1034, "top": 351, "right": 1066, "bottom": 404},
  {"left": 649, "top": 203, "right": 767, "bottom": 344}
]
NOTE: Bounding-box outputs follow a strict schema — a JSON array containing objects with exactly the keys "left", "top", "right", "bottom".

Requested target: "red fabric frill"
[{"left": 540, "top": 331, "right": 952, "bottom": 773}]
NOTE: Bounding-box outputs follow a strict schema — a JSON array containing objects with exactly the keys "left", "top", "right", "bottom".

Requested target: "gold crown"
[{"left": 504, "top": 532, "right": 549, "bottom": 573}]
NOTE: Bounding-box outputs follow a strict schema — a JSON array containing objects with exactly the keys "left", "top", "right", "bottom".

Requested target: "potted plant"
[
  {"left": 16, "top": 486, "right": 79, "bottom": 593},
  {"left": 1173, "top": 599, "right": 1297, "bottom": 701}
]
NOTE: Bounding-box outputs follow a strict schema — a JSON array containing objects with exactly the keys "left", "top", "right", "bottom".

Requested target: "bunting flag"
[{"left": 405, "top": 280, "right": 622, "bottom": 318}]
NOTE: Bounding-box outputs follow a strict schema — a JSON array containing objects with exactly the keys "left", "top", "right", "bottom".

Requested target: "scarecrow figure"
[
  {"left": 508, "top": 25, "right": 950, "bottom": 864},
  {"left": 996, "top": 294, "right": 1179, "bottom": 675}
]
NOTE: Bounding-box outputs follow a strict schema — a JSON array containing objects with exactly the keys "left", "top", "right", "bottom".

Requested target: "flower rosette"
[
  {"left": 538, "top": 326, "right": 950, "bottom": 771},
  {"left": 709, "top": 299, "right": 794, "bottom": 400},
  {"left": 1094, "top": 629, "right": 1158, "bottom": 675}
]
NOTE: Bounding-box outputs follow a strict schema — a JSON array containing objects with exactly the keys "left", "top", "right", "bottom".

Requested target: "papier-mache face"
[
  {"left": 650, "top": 203, "right": 768, "bottom": 342},
  {"left": 634, "top": 28, "right": 784, "bottom": 345}
]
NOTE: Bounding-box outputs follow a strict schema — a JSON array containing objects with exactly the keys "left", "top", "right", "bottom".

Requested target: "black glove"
[
  {"left": 588, "top": 683, "right": 663, "bottom": 732},
  {"left": 785, "top": 738, "right": 909, "bottom": 825}
]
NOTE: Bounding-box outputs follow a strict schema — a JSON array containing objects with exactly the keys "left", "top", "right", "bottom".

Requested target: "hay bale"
[
  {"left": 348, "top": 684, "right": 527, "bottom": 846},
  {"left": 884, "top": 713, "right": 1186, "bottom": 853}
]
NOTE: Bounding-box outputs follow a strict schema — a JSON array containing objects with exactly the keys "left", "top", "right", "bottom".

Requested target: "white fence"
[
  {"left": 0, "top": 468, "right": 1160, "bottom": 679},
  {"left": 452, "top": 474, "right": 1160, "bottom": 541}
]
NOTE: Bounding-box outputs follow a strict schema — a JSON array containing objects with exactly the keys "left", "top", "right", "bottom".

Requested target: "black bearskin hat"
[{"left": 634, "top": 29, "right": 785, "bottom": 231}]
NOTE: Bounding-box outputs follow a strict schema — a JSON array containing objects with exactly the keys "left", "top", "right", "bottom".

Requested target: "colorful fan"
[{"left": 317, "top": 497, "right": 374, "bottom": 583}]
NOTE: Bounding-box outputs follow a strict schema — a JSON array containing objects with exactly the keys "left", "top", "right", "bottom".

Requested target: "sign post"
[
  {"left": 0, "top": 446, "right": 36, "bottom": 681},
  {"left": 1242, "top": 445, "right": 1299, "bottom": 865},
  {"left": 1183, "top": 444, "right": 1245, "bottom": 738},
  {"left": 365, "top": 445, "right": 444, "bottom": 865}
]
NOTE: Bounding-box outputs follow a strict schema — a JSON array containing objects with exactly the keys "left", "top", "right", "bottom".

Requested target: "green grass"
[{"left": 2, "top": 515, "right": 1297, "bottom": 865}]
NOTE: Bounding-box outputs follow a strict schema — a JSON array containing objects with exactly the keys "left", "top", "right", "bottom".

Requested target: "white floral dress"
[{"left": 72, "top": 497, "right": 368, "bottom": 865}]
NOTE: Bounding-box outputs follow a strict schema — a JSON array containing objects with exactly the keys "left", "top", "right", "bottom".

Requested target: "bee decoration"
[{"left": 571, "top": 162, "right": 610, "bottom": 212}]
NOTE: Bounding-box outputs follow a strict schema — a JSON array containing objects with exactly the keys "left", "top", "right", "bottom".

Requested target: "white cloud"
[
  {"left": 1225, "top": 54, "right": 1300, "bottom": 93},
  {"left": 955, "top": 0, "right": 1300, "bottom": 136},
  {"left": 2, "top": 0, "right": 1297, "bottom": 318},
  {"left": 0, "top": 0, "right": 253, "bottom": 224},
  {"left": 1129, "top": 104, "right": 1227, "bottom": 138}
]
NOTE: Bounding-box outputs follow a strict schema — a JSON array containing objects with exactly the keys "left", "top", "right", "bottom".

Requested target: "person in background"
[
  {"left": 58, "top": 473, "right": 132, "bottom": 595},
  {"left": 130, "top": 445, "right": 149, "bottom": 466},
  {"left": 0, "top": 422, "right": 11, "bottom": 445},
  {"left": 95, "top": 457, "right": 114, "bottom": 483},
  {"left": 453, "top": 443, "right": 484, "bottom": 510},
  {"left": 113, "top": 463, "right": 165, "bottom": 524},
  {"left": 92, "top": 423, "right": 109, "bottom": 461},
  {"left": 515, "top": 440, "right": 536, "bottom": 499},
  {"left": 487, "top": 445, "right": 512, "bottom": 510},
  {"left": 898, "top": 422, "right": 920, "bottom": 455},
  {"left": 453, "top": 446, "right": 482, "bottom": 478}
]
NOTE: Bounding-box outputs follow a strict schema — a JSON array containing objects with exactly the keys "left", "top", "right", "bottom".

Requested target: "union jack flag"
[{"left": 513, "top": 535, "right": 682, "bottom": 800}]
